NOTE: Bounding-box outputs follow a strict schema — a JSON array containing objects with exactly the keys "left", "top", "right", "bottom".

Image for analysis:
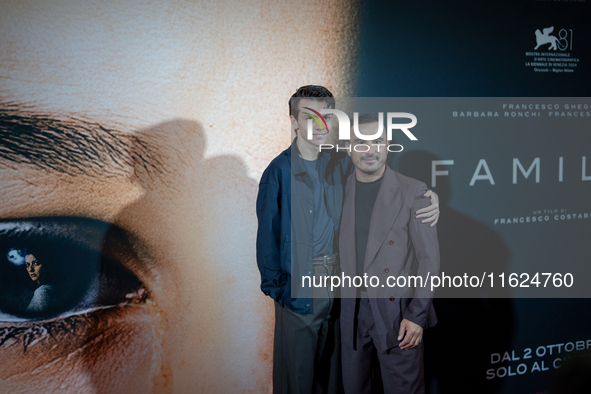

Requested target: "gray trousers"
[
  {"left": 273, "top": 264, "right": 342, "bottom": 394},
  {"left": 342, "top": 298, "right": 424, "bottom": 394}
]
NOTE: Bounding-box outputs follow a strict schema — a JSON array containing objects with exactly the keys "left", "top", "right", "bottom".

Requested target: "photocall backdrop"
[
  {"left": 0, "top": 0, "right": 589, "bottom": 393},
  {"left": 0, "top": 1, "right": 357, "bottom": 393},
  {"left": 354, "top": 1, "right": 591, "bottom": 393}
]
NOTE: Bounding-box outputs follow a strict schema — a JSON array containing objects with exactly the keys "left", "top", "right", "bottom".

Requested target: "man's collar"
[
  {"left": 290, "top": 138, "right": 306, "bottom": 175},
  {"left": 290, "top": 137, "right": 326, "bottom": 175}
]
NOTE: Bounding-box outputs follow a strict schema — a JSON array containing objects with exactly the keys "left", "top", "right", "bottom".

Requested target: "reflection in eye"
[{"left": 0, "top": 218, "right": 147, "bottom": 322}]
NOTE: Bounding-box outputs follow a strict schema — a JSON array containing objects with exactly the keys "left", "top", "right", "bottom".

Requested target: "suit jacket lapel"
[{"left": 364, "top": 167, "right": 403, "bottom": 271}]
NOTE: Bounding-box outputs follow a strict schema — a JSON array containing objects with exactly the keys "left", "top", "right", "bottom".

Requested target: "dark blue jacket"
[{"left": 256, "top": 139, "right": 352, "bottom": 313}]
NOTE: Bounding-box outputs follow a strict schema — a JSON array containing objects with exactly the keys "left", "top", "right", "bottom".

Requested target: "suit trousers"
[
  {"left": 342, "top": 297, "right": 424, "bottom": 394},
  {"left": 273, "top": 263, "right": 342, "bottom": 394}
]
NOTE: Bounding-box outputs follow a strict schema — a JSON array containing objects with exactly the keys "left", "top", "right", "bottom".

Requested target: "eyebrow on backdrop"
[{"left": 0, "top": 104, "right": 168, "bottom": 180}]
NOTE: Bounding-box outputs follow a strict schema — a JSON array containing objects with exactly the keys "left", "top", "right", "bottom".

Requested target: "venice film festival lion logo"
[{"left": 534, "top": 26, "right": 572, "bottom": 51}]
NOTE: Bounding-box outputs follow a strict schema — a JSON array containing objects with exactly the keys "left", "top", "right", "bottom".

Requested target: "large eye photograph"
[{"left": 0, "top": 218, "right": 162, "bottom": 393}]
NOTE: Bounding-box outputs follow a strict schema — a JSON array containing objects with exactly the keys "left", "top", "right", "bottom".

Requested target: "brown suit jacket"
[{"left": 339, "top": 165, "right": 439, "bottom": 351}]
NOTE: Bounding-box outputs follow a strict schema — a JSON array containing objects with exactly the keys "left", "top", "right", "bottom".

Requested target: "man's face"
[
  {"left": 347, "top": 121, "right": 389, "bottom": 179},
  {"left": 0, "top": 1, "right": 356, "bottom": 393},
  {"left": 291, "top": 99, "right": 333, "bottom": 147}
]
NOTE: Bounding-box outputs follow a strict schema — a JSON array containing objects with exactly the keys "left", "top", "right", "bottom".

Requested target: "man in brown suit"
[{"left": 339, "top": 114, "right": 440, "bottom": 394}]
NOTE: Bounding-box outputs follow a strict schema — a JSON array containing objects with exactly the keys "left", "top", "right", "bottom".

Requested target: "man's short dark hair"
[
  {"left": 289, "top": 85, "right": 335, "bottom": 119},
  {"left": 356, "top": 113, "right": 380, "bottom": 125},
  {"left": 347, "top": 113, "right": 387, "bottom": 143}
]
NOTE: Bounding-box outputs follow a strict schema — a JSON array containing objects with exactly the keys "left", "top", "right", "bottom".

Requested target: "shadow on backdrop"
[{"left": 92, "top": 118, "right": 266, "bottom": 393}]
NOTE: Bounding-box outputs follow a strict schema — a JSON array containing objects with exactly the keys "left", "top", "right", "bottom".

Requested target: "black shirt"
[{"left": 355, "top": 177, "right": 383, "bottom": 279}]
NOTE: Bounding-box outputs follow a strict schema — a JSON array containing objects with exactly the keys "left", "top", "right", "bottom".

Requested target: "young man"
[
  {"left": 339, "top": 114, "right": 440, "bottom": 394},
  {"left": 256, "top": 87, "right": 439, "bottom": 393}
]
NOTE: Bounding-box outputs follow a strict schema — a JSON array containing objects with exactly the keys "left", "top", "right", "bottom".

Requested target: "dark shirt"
[
  {"left": 301, "top": 158, "right": 334, "bottom": 257},
  {"left": 355, "top": 177, "right": 383, "bottom": 281},
  {"left": 256, "top": 138, "right": 352, "bottom": 313}
]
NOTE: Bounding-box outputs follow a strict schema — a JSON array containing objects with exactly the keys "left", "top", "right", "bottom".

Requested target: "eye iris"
[{"left": 0, "top": 219, "right": 146, "bottom": 321}]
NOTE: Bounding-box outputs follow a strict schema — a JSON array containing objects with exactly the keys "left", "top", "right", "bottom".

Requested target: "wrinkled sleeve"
[
  {"left": 256, "top": 176, "right": 287, "bottom": 304},
  {"left": 403, "top": 182, "right": 440, "bottom": 327}
]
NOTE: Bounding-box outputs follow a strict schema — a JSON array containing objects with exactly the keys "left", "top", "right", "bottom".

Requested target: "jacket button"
[
  {"left": 384, "top": 268, "right": 389, "bottom": 273},
  {"left": 389, "top": 297, "right": 395, "bottom": 301},
  {"left": 388, "top": 240, "right": 394, "bottom": 245}
]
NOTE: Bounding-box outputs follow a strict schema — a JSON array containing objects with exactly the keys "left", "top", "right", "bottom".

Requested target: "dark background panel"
[
  {"left": 356, "top": 0, "right": 591, "bottom": 97},
  {"left": 354, "top": 1, "right": 591, "bottom": 393}
]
